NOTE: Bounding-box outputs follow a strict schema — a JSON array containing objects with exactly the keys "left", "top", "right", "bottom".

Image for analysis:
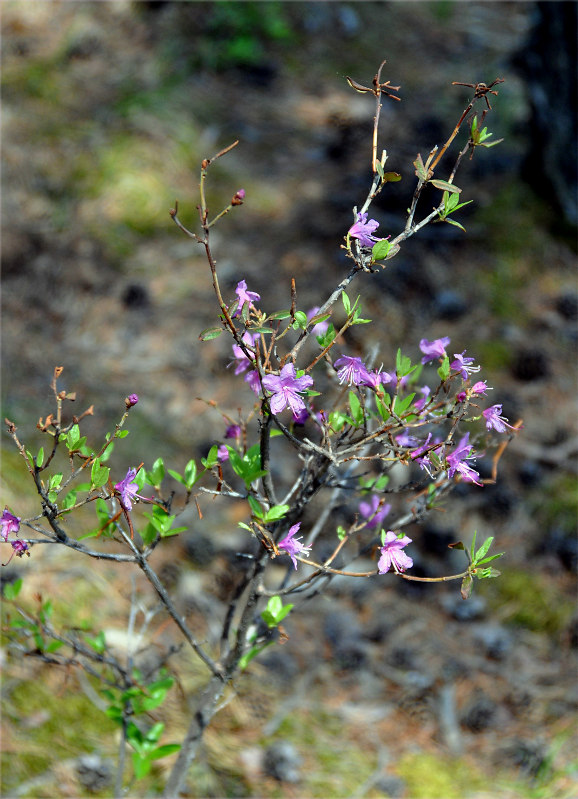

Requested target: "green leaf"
[
  {"left": 132, "top": 753, "right": 152, "bottom": 780},
  {"left": 3, "top": 578, "right": 23, "bottom": 599},
  {"left": 336, "top": 525, "right": 347, "bottom": 541},
  {"left": 100, "top": 441, "right": 114, "bottom": 463},
  {"left": 66, "top": 425, "right": 81, "bottom": 450},
  {"left": 349, "top": 392, "right": 364, "bottom": 425},
  {"left": 184, "top": 459, "right": 197, "bottom": 489},
  {"left": 91, "top": 458, "right": 110, "bottom": 489},
  {"left": 36, "top": 447, "right": 44, "bottom": 469},
  {"left": 430, "top": 179, "right": 461, "bottom": 194},
  {"left": 437, "top": 356, "right": 451, "bottom": 381},
  {"left": 114, "top": 429, "right": 129, "bottom": 439},
  {"left": 167, "top": 469, "right": 185, "bottom": 486},
  {"left": 375, "top": 395, "right": 390, "bottom": 423},
  {"left": 444, "top": 218, "right": 466, "bottom": 232},
  {"left": 393, "top": 393, "right": 416, "bottom": 416},
  {"left": 261, "top": 595, "right": 294, "bottom": 628},
  {"left": 150, "top": 744, "right": 181, "bottom": 760},
  {"left": 146, "top": 457, "right": 165, "bottom": 487},
  {"left": 461, "top": 574, "right": 474, "bottom": 600},
  {"left": 474, "top": 536, "right": 494, "bottom": 563},
  {"left": 199, "top": 326, "right": 223, "bottom": 341},
  {"left": 201, "top": 445, "right": 219, "bottom": 469},
  {"left": 308, "top": 311, "right": 331, "bottom": 328},
  {"left": 262, "top": 504, "right": 290, "bottom": 523},
  {"left": 342, "top": 291, "right": 351, "bottom": 315},
  {"left": 293, "top": 311, "right": 308, "bottom": 330},
  {"left": 317, "top": 324, "right": 336, "bottom": 348},
  {"left": 248, "top": 495, "right": 264, "bottom": 519},
  {"left": 239, "top": 642, "right": 273, "bottom": 671},
  {"left": 413, "top": 153, "right": 428, "bottom": 181},
  {"left": 268, "top": 309, "right": 291, "bottom": 320},
  {"left": 372, "top": 239, "right": 391, "bottom": 261},
  {"left": 87, "top": 630, "right": 106, "bottom": 654},
  {"left": 475, "top": 552, "right": 504, "bottom": 566},
  {"left": 382, "top": 171, "right": 401, "bottom": 183}
]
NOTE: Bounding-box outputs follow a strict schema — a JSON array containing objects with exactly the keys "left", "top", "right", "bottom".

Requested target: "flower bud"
[{"left": 125, "top": 394, "right": 139, "bottom": 408}]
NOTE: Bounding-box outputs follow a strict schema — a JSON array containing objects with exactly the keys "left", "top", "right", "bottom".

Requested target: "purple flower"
[
  {"left": 446, "top": 434, "right": 482, "bottom": 486},
  {"left": 395, "top": 429, "right": 419, "bottom": 448},
  {"left": 483, "top": 404, "right": 517, "bottom": 433},
  {"left": 413, "top": 385, "right": 431, "bottom": 412},
  {"left": 231, "top": 332, "right": 259, "bottom": 375},
  {"left": 420, "top": 337, "right": 451, "bottom": 364},
  {"left": 225, "top": 424, "right": 242, "bottom": 440},
  {"left": 245, "top": 369, "right": 261, "bottom": 394},
  {"left": 349, "top": 212, "right": 383, "bottom": 248},
  {"left": 471, "top": 381, "right": 491, "bottom": 396},
  {"left": 262, "top": 363, "right": 313, "bottom": 416},
  {"left": 10, "top": 539, "right": 29, "bottom": 557},
  {"left": 378, "top": 531, "right": 413, "bottom": 574},
  {"left": 114, "top": 468, "right": 149, "bottom": 512},
  {"left": 292, "top": 407, "right": 309, "bottom": 425},
  {"left": 1, "top": 508, "right": 21, "bottom": 540},
  {"left": 1, "top": 508, "right": 29, "bottom": 565},
  {"left": 307, "top": 307, "right": 329, "bottom": 335},
  {"left": 278, "top": 523, "right": 312, "bottom": 569},
  {"left": 125, "top": 394, "right": 139, "bottom": 408},
  {"left": 217, "top": 445, "right": 229, "bottom": 462},
  {"left": 359, "top": 495, "right": 391, "bottom": 529},
  {"left": 234, "top": 280, "right": 260, "bottom": 316},
  {"left": 232, "top": 189, "right": 245, "bottom": 205},
  {"left": 451, "top": 350, "right": 481, "bottom": 380},
  {"left": 334, "top": 355, "right": 371, "bottom": 386}
]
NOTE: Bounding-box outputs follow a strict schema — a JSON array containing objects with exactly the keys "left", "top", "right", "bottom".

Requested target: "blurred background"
[{"left": 1, "top": 2, "right": 577, "bottom": 797}]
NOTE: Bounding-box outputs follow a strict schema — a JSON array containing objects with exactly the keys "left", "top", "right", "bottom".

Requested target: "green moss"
[
  {"left": 396, "top": 751, "right": 487, "bottom": 798},
  {"left": 484, "top": 568, "right": 575, "bottom": 634},
  {"left": 2, "top": 676, "right": 117, "bottom": 795},
  {"left": 262, "top": 710, "right": 376, "bottom": 797}
]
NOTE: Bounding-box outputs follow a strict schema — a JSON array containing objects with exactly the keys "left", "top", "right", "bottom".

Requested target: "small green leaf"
[
  {"left": 268, "top": 309, "right": 291, "bottom": 320},
  {"left": 198, "top": 326, "right": 223, "bottom": 341},
  {"left": 430, "top": 179, "right": 461, "bottom": 194},
  {"left": 91, "top": 458, "right": 110, "bottom": 489},
  {"left": 444, "top": 218, "right": 467, "bottom": 232},
  {"left": 248, "top": 495, "right": 264, "bottom": 519},
  {"left": 474, "top": 536, "right": 494, "bottom": 563},
  {"left": 150, "top": 744, "right": 181, "bottom": 760},
  {"left": 461, "top": 574, "right": 474, "bottom": 600},
  {"left": 36, "top": 447, "right": 44, "bottom": 469},
  {"left": 382, "top": 171, "right": 401, "bottom": 183},
  {"left": 3, "top": 578, "right": 23, "bottom": 599},
  {"left": 437, "top": 356, "right": 451, "bottom": 381},
  {"left": 342, "top": 291, "right": 351, "bottom": 315},
  {"left": 146, "top": 457, "right": 165, "bottom": 487},
  {"left": 413, "top": 153, "right": 428, "bottom": 181},
  {"left": 392, "top": 393, "right": 415, "bottom": 415},
  {"left": 167, "top": 469, "right": 185, "bottom": 486},
  {"left": 184, "top": 459, "right": 197, "bottom": 489},
  {"left": 372, "top": 239, "right": 391, "bottom": 261},
  {"left": 201, "top": 446, "right": 218, "bottom": 469},
  {"left": 349, "top": 392, "right": 363, "bottom": 425},
  {"left": 262, "top": 504, "right": 290, "bottom": 523},
  {"left": 293, "top": 311, "right": 308, "bottom": 329}
]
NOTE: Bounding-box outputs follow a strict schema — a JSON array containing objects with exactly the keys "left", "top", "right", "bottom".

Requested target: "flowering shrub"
[{"left": 2, "top": 62, "right": 520, "bottom": 796}]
